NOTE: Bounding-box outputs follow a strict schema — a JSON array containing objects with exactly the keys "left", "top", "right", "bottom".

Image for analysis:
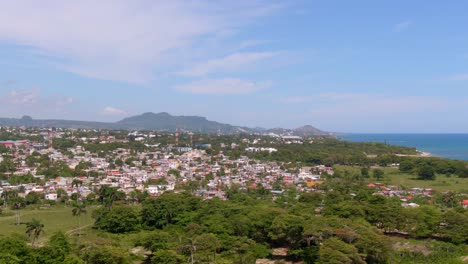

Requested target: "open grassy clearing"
[
  {"left": 334, "top": 165, "right": 468, "bottom": 192},
  {"left": 0, "top": 204, "right": 146, "bottom": 257},
  {"left": 0, "top": 205, "right": 97, "bottom": 244}
]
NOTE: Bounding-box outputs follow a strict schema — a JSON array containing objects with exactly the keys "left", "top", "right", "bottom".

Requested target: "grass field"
[
  {"left": 0, "top": 204, "right": 145, "bottom": 258},
  {"left": 0, "top": 205, "right": 96, "bottom": 244},
  {"left": 334, "top": 165, "right": 468, "bottom": 192}
]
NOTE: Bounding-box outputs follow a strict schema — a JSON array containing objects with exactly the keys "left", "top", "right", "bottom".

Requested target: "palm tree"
[
  {"left": 72, "top": 201, "right": 87, "bottom": 237},
  {"left": 71, "top": 179, "right": 83, "bottom": 188},
  {"left": 443, "top": 191, "right": 456, "bottom": 208},
  {"left": 25, "top": 218, "right": 44, "bottom": 246},
  {"left": 1, "top": 189, "right": 18, "bottom": 208}
]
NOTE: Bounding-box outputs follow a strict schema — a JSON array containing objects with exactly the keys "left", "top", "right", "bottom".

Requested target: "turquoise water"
[{"left": 341, "top": 134, "right": 468, "bottom": 161}]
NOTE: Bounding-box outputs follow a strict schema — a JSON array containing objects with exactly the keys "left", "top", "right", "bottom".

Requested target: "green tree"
[
  {"left": 82, "top": 246, "right": 128, "bottom": 264},
  {"left": 0, "top": 236, "right": 29, "bottom": 262},
  {"left": 439, "top": 210, "right": 468, "bottom": 244},
  {"left": 151, "top": 250, "right": 184, "bottom": 264},
  {"left": 399, "top": 159, "right": 415, "bottom": 172},
  {"left": 97, "top": 186, "right": 125, "bottom": 208},
  {"left": 303, "top": 217, "right": 334, "bottom": 246},
  {"left": 93, "top": 206, "right": 140, "bottom": 233},
  {"left": 1, "top": 189, "right": 18, "bottom": 208},
  {"left": 114, "top": 159, "right": 123, "bottom": 167},
  {"left": 72, "top": 201, "right": 87, "bottom": 237},
  {"left": 141, "top": 193, "right": 201, "bottom": 229},
  {"left": 48, "top": 231, "right": 71, "bottom": 254},
  {"left": 401, "top": 205, "right": 441, "bottom": 237},
  {"left": 0, "top": 253, "right": 20, "bottom": 264},
  {"left": 318, "top": 237, "right": 365, "bottom": 264},
  {"left": 372, "top": 169, "right": 384, "bottom": 180},
  {"left": 0, "top": 156, "right": 16, "bottom": 173},
  {"left": 268, "top": 214, "right": 304, "bottom": 248},
  {"left": 63, "top": 255, "right": 85, "bottom": 264},
  {"left": 360, "top": 167, "right": 369, "bottom": 178},
  {"left": 418, "top": 165, "right": 435, "bottom": 180},
  {"left": 135, "top": 230, "right": 174, "bottom": 252},
  {"left": 25, "top": 218, "right": 45, "bottom": 246},
  {"left": 25, "top": 191, "right": 43, "bottom": 205}
]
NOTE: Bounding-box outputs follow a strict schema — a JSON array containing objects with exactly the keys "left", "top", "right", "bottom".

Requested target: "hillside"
[
  {"left": 0, "top": 113, "right": 329, "bottom": 136},
  {"left": 293, "top": 125, "right": 328, "bottom": 137}
]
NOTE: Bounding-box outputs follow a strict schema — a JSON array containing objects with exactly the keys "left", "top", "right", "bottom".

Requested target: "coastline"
[
  {"left": 341, "top": 133, "right": 468, "bottom": 160},
  {"left": 395, "top": 150, "right": 432, "bottom": 158}
]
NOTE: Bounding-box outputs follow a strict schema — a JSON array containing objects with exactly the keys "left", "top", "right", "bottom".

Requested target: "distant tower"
[
  {"left": 175, "top": 130, "right": 179, "bottom": 146},
  {"left": 48, "top": 131, "right": 54, "bottom": 148},
  {"left": 189, "top": 132, "right": 194, "bottom": 146}
]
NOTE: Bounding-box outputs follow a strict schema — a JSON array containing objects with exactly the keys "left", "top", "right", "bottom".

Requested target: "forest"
[{"left": 1, "top": 178, "right": 467, "bottom": 264}]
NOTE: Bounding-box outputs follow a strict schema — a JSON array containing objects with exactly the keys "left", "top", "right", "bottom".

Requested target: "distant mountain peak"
[
  {"left": 21, "top": 115, "right": 33, "bottom": 121},
  {"left": 293, "top": 125, "right": 327, "bottom": 136},
  {"left": 139, "top": 112, "right": 170, "bottom": 117}
]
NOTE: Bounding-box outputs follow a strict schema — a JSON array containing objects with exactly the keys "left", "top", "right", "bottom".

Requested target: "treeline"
[
  {"left": 0, "top": 154, "right": 98, "bottom": 184},
  {"left": 52, "top": 138, "right": 148, "bottom": 154},
  {"left": 83, "top": 142, "right": 147, "bottom": 155},
  {"left": 0, "top": 131, "right": 44, "bottom": 142},
  {"left": 238, "top": 139, "right": 417, "bottom": 166},
  {"left": 1, "top": 183, "right": 467, "bottom": 263},
  {"left": 87, "top": 182, "right": 468, "bottom": 263},
  {"left": 0, "top": 231, "right": 128, "bottom": 264},
  {"left": 399, "top": 157, "right": 468, "bottom": 179}
]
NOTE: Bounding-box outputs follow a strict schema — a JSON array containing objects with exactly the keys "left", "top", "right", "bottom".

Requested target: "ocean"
[{"left": 341, "top": 134, "right": 468, "bottom": 161}]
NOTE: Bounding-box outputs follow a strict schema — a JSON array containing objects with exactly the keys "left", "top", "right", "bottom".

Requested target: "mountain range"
[{"left": 0, "top": 112, "right": 329, "bottom": 136}]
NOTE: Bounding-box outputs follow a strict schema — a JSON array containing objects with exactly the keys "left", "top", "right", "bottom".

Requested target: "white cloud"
[
  {"left": 8, "top": 88, "right": 40, "bottom": 104},
  {"left": 0, "top": 88, "right": 75, "bottom": 117},
  {"left": 394, "top": 20, "right": 413, "bottom": 32},
  {"left": 180, "top": 51, "right": 278, "bottom": 77},
  {"left": 174, "top": 78, "right": 271, "bottom": 94},
  {"left": 0, "top": 1, "right": 280, "bottom": 83},
  {"left": 57, "top": 97, "right": 74, "bottom": 106},
  {"left": 101, "top": 106, "right": 128, "bottom": 116},
  {"left": 450, "top": 73, "right": 468, "bottom": 81}
]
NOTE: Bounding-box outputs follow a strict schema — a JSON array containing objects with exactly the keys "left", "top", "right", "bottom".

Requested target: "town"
[
  {"left": 0, "top": 127, "right": 331, "bottom": 203},
  {"left": 1, "top": 126, "right": 463, "bottom": 210}
]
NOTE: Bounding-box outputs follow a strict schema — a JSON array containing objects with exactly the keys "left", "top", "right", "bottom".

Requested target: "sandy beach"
[{"left": 395, "top": 151, "right": 432, "bottom": 158}]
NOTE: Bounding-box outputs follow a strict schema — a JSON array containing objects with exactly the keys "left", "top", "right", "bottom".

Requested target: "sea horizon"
[{"left": 341, "top": 133, "right": 468, "bottom": 161}]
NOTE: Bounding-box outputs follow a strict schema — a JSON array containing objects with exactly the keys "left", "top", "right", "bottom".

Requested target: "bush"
[{"left": 93, "top": 206, "right": 140, "bottom": 233}]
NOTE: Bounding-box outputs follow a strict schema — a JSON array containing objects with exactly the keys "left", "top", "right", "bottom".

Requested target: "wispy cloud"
[
  {"left": 180, "top": 51, "right": 278, "bottom": 77},
  {"left": 450, "top": 73, "right": 468, "bottom": 81},
  {"left": 394, "top": 20, "right": 413, "bottom": 32},
  {"left": 8, "top": 88, "right": 40, "bottom": 104},
  {"left": 174, "top": 78, "right": 271, "bottom": 94},
  {"left": 0, "top": 1, "right": 281, "bottom": 83},
  {"left": 0, "top": 88, "right": 75, "bottom": 117},
  {"left": 101, "top": 106, "right": 128, "bottom": 116}
]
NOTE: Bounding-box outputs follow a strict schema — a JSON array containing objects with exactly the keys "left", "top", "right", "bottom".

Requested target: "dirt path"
[{"left": 66, "top": 224, "right": 92, "bottom": 236}]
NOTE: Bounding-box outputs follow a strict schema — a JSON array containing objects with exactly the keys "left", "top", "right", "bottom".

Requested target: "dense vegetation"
[
  {"left": 1, "top": 129, "right": 468, "bottom": 263},
  {"left": 244, "top": 139, "right": 417, "bottom": 166},
  {"left": 2, "top": 177, "right": 467, "bottom": 264},
  {"left": 399, "top": 157, "right": 468, "bottom": 179}
]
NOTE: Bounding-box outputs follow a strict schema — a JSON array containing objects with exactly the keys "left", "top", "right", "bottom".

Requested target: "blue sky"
[{"left": 0, "top": 0, "right": 467, "bottom": 133}]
